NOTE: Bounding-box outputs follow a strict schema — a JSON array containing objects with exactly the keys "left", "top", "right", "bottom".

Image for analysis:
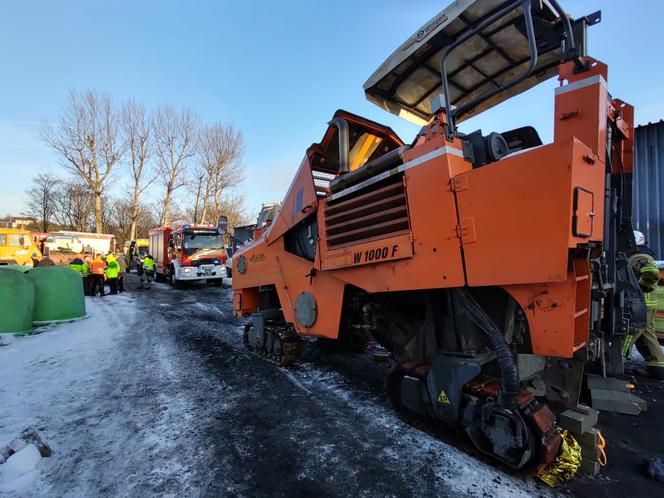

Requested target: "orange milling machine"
[{"left": 233, "top": 0, "right": 644, "bottom": 471}]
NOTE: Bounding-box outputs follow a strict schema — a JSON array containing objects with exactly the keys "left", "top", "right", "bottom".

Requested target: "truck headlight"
[{"left": 183, "top": 268, "right": 191, "bottom": 274}]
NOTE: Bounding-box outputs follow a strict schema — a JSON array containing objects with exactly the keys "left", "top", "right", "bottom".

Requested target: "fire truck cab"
[{"left": 149, "top": 224, "right": 227, "bottom": 287}]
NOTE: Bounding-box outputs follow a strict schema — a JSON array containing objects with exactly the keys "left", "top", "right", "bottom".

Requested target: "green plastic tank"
[
  {"left": 27, "top": 266, "right": 86, "bottom": 324},
  {"left": 3, "top": 264, "right": 32, "bottom": 273},
  {"left": 0, "top": 268, "right": 35, "bottom": 334}
]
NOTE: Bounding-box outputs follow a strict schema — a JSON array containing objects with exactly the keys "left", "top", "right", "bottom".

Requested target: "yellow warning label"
[{"left": 437, "top": 389, "right": 451, "bottom": 405}]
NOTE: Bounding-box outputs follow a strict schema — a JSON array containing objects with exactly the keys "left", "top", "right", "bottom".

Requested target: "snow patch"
[
  {"left": 0, "top": 334, "right": 19, "bottom": 346},
  {"left": 0, "top": 296, "right": 132, "bottom": 494},
  {"left": 0, "top": 444, "right": 42, "bottom": 495}
]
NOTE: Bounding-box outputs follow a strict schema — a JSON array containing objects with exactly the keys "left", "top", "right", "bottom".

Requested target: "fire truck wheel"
[{"left": 169, "top": 266, "right": 183, "bottom": 289}]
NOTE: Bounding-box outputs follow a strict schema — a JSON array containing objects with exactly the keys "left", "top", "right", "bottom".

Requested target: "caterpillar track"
[{"left": 243, "top": 323, "right": 304, "bottom": 367}]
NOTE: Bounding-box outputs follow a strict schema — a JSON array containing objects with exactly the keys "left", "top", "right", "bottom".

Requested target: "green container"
[
  {"left": 3, "top": 264, "right": 32, "bottom": 273},
  {"left": 27, "top": 266, "right": 86, "bottom": 324},
  {"left": 0, "top": 268, "right": 35, "bottom": 334}
]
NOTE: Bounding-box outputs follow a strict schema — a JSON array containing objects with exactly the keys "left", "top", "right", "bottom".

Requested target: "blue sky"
[{"left": 1, "top": 0, "right": 663, "bottom": 219}]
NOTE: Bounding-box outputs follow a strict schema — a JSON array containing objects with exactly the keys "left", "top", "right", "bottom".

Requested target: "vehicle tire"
[{"left": 169, "top": 266, "right": 182, "bottom": 289}]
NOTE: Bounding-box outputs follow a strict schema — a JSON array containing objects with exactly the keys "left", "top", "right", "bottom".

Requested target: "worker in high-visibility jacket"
[
  {"left": 116, "top": 252, "right": 127, "bottom": 293},
  {"left": 623, "top": 243, "right": 664, "bottom": 379},
  {"left": 82, "top": 256, "right": 93, "bottom": 296},
  {"left": 89, "top": 255, "right": 107, "bottom": 297},
  {"left": 141, "top": 254, "right": 155, "bottom": 289},
  {"left": 67, "top": 257, "right": 86, "bottom": 275},
  {"left": 105, "top": 254, "right": 121, "bottom": 295},
  {"left": 68, "top": 257, "right": 89, "bottom": 296}
]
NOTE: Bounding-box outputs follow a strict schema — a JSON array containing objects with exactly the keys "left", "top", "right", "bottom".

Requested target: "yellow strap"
[{"left": 596, "top": 430, "right": 608, "bottom": 466}]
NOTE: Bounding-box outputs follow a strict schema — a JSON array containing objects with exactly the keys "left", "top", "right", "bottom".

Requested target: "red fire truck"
[{"left": 148, "top": 224, "right": 227, "bottom": 287}]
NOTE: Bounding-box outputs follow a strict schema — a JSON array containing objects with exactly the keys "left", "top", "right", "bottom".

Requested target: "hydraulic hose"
[{"left": 453, "top": 288, "right": 519, "bottom": 411}]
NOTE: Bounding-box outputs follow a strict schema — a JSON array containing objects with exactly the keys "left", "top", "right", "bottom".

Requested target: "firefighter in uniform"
[
  {"left": 141, "top": 254, "right": 155, "bottom": 289},
  {"left": 624, "top": 232, "right": 664, "bottom": 379},
  {"left": 117, "top": 252, "right": 127, "bottom": 293}
]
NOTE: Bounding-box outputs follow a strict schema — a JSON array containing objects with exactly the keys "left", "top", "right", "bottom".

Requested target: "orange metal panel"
[
  {"left": 504, "top": 259, "right": 590, "bottom": 358},
  {"left": 554, "top": 59, "right": 608, "bottom": 162},
  {"left": 326, "top": 138, "right": 468, "bottom": 292},
  {"left": 572, "top": 188, "right": 594, "bottom": 238},
  {"left": 272, "top": 251, "right": 345, "bottom": 339},
  {"left": 233, "top": 288, "right": 259, "bottom": 317},
  {"left": 266, "top": 158, "right": 318, "bottom": 245},
  {"left": 320, "top": 232, "right": 413, "bottom": 271},
  {"left": 233, "top": 235, "right": 345, "bottom": 338},
  {"left": 566, "top": 145, "right": 605, "bottom": 246},
  {"left": 611, "top": 99, "right": 634, "bottom": 173},
  {"left": 456, "top": 139, "right": 600, "bottom": 287},
  {"left": 231, "top": 238, "right": 282, "bottom": 291}
]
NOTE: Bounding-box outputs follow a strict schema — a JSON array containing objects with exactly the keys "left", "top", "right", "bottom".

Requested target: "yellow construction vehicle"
[{"left": 0, "top": 228, "right": 42, "bottom": 266}]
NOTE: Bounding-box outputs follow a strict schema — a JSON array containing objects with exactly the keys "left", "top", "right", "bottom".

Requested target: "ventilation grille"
[
  {"left": 324, "top": 176, "right": 410, "bottom": 249},
  {"left": 312, "top": 170, "right": 334, "bottom": 198}
]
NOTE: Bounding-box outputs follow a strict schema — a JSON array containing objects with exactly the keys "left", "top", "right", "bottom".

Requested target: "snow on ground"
[
  {"left": 0, "top": 287, "right": 561, "bottom": 497},
  {"left": 0, "top": 444, "right": 42, "bottom": 494},
  {"left": 0, "top": 295, "right": 132, "bottom": 496},
  {"left": 0, "top": 297, "right": 125, "bottom": 449}
]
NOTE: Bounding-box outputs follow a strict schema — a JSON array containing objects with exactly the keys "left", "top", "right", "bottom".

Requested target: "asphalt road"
[
  {"left": 16, "top": 278, "right": 663, "bottom": 497},
  {"left": 23, "top": 279, "right": 553, "bottom": 497}
]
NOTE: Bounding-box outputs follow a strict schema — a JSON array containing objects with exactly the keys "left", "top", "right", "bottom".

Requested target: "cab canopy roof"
[{"left": 364, "top": 0, "right": 597, "bottom": 124}]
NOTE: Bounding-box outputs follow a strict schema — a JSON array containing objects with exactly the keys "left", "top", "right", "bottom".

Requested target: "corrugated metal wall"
[{"left": 633, "top": 121, "right": 664, "bottom": 258}]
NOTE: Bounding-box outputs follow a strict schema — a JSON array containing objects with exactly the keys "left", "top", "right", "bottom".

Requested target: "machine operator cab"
[{"left": 311, "top": 0, "right": 600, "bottom": 192}]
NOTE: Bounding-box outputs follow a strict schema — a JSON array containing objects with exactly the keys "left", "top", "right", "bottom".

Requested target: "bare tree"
[
  {"left": 51, "top": 181, "right": 95, "bottom": 232},
  {"left": 217, "top": 192, "right": 251, "bottom": 229},
  {"left": 191, "top": 173, "right": 204, "bottom": 224},
  {"left": 41, "top": 90, "right": 124, "bottom": 233},
  {"left": 196, "top": 123, "right": 245, "bottom": 224},
  {"left": 184, "top": 191, "right": 250, "bottom": 232},
  {"left": 102, "top": 193, "right": 160, "bottom": 247},
  {"left": 25, "top": 173, "right": 61, "bottom": 232},
  {"left": 122, "top": 100, "right": 156, "bottom": 240},
  {"left": 153, "top": 106, "right": 198, "bottom": 226}
]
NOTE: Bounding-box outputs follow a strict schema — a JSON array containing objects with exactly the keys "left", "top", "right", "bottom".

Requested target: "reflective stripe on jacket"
[{"left": 645, "top": 291, "right": 658, "bottom": 309}]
